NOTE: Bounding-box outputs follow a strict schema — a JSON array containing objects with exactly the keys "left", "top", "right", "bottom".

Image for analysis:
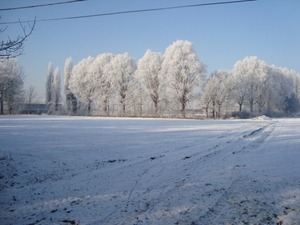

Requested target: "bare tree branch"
[{"left": 0, "top": 18, "right": 36, "bottom": 59}]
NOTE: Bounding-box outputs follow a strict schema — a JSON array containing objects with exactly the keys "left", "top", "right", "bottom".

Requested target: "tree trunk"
[
  {"left": 1, "top": 90, "right": 4, "bottom": 115},
  {"left": 47, "top": 101, "right": 52, "bottom": 114},
  {"left": 218, "top": 105, "right": 221, "bottom": 118},
  {"left": 120, "top": 94, "right": 126, "bottom": 116},
  {"left": 181, "top": 101, "right": 186, "bottom": 118},
  {"left": 249, "top": 100, "right": 254, "bottom": 112},
  {"left": 154, "top": 101, "right": 158, "bottom": 116},
  {"left": 87, "top": 101, "right": 91, "bottom": 114},
  {"left": 104, "top": 97, "right": 109, "bottom": 116},
  {"left": 120, "top": 99, "right": 125, "bottom": 116},
  {"left": 71, "top": 94, "right": 77, "bottom": 114},
  {"left": 66, "top": 94, "right": 71, "bottom": 113},
  {"left": 237, "top": 97, "right": 244, "bottom": 112},
  {"left": 0, "top": 99, "right": 3, "bottom": 115},
  {"left": 212, "top": 101, "right": 216, "bottom": 119}
]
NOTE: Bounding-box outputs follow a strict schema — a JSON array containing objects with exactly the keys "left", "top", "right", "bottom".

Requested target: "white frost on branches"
[
  {"left": 53, "top": 41, "right": 299, "bottom": 117},
  {"left": 108, "top": 53, "right": 136, "bottom": 115},
  {"left": 202, "top": 70, "right": 230, "bottom": 118},
  {"left": 0, "top": 58, "right": 24, "bottom": 114},
  {"left": 53, "top": 67, "right": 61, "bottom": 112},
  {"left": 162, "top": 40, "right": 206, "bottom": 117},
  {"left": 135, "top": 50, "right": 164, "bottom": 116},
  {"left": 70, "top": 56, "right": 95, "bottom": 113}
]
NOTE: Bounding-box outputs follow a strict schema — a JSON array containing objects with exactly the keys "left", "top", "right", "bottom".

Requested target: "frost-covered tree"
[
  {"left": 0, "top": 58, "right": 24, "bottom": 114},
  {"left": 201, "top": 70, "right": 229, "bottom": 119},
  {"left": 266, "top": 66, "right": 293, "bottom": 113},
  {"left": 232, "top": 56, "right": 268, "bottom": 112},
  {"left": 229, "top": 70, "right": 247, "bottom": 112},
  {"left": 0, "top": 61, "right": 9, "bottom": 114},
  {"left": 25, "top": 85, "right": 38, "bottom": 104},
  {"left": 293, "top": 73, "right": 300, "bottom": 100},
  {"left": 45, "top": 62, "right": 54, "bottom": 113},
  {"left": 64, "top": 57, "right": 77, "bottom": 114},
  {"left": 162, "top": 40, "right": 206, "bottom": 117},
  {"left": 135, "top": 50, "right": 164, "bottom": 116},
  {"left": 53, "top": 68, "right": 61, "bottom": 112},
  {"left": 230, "top": 58, "right": 296, "bottom": 114},
  {"left": 91, "top": 53, "right": 115, "bottom": 115},
  {"left": 214, "top": 70, "right": 230, "bottom": 118},
  {"left": 284, "top": 93, "right": 300, "bottom": 114},
  {"left": 108, "top": 53, "right": 136, "bottom": 115},
  {"left": 201, "top": 76, "right": 218, "bottom": 119},
  {"left": 286, "top": 69, "right": 300, "bottom": 101},
  {"left": 200, "top": 83, "right": 212, "bottom": 118},
  {"left": 255, "top": 70, "right": 271, "bottom": 113},
  {"left": 70, "top": 56, "right": 95, "bottom": 114},
  {"left": 24, "top": 85, "right": 39, "bottom": 113}
]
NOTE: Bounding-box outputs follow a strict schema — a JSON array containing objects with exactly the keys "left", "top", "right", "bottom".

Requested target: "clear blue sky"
[{"left": 1, "top": 0, "right": 300, "bottom": 100}]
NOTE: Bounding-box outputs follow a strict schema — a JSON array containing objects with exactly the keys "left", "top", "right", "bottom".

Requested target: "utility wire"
[
  {"left": 0, "top": 0, "right": 256, "bottom": 25},
  {"left": 0, "top": 0, "right": 86, "bottom": 11}
]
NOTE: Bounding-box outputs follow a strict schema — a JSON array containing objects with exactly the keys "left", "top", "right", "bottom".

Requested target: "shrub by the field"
[{"left": 231, "top": 111, "right": 251, "bottom": 119}]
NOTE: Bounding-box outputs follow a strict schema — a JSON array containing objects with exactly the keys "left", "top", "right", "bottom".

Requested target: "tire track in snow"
[
  {"left": 101, "top": 120, "right": 279, "bottom": 224},
  {"left": 98, "top": 160, "right": 160, "bottom": 224},
  {"left": 127, "top": 165, "right": 156, "bottom": 202},
  {"left": 191, "top": 122, "right": 279, "bottom": 224},
  {"left": 183, "top": 121, "right": 277, "bottom": 169},
  {"left": 121, "top": 122, "right": 277, "bottom": 224},
  {"left": 100, "top": 120, "right": 277, "bottom": 224},
  {"left": 157, "top": 121, "right": 278, "bottom": 224},
  {"left": 199, "top": 176, "right": 279, "bottom": 225}
]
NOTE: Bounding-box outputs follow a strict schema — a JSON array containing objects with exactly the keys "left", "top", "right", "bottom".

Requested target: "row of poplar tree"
[{"left": 44, "top": 40, "right": 300, "bottom": 118}]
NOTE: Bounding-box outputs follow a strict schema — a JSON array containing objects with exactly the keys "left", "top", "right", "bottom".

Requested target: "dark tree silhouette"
[{"left": 0, "top": 18, "right": 36, "bottom": 59}]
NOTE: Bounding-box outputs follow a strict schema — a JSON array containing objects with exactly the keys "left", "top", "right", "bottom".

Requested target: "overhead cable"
[
  {"left": 0, "top": 0, "right": 256, "bottom": 25},
  {"left": 0, "top": 0, "right": 86, "bottom": 11}
]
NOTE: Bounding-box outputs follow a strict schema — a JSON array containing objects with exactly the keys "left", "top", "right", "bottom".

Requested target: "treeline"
[
  {"left": 47, "top": 40, "right": 207, "bottom": 117},
  {"left": 202, "top": 57, "right": 300, "bottom": 118},
  {"left": 1, "top": 40, "right": 299, "bottom": 117},
  {"left": 45, "top": 40, "right": 300, "bottom": 118}
]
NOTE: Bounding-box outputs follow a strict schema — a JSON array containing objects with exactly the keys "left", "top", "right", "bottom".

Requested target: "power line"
[
  {"left": 0, "top": 0, "right": 256, "bottom": 25},
  {"left": 0, "top": 0, "right": 86, "bottom": 11}
]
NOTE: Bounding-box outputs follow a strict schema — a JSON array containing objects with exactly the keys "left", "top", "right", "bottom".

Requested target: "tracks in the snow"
[
  {"left": 180, "top": 121, "right": 277, "bottom": 174},
  {"left": 102, "top": 120, "right": 278, "bottom": 224},
  {"left": 199, "top": 176, "right": 279, "bottom": 225}
]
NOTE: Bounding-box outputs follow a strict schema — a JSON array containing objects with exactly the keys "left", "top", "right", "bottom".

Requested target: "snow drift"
[{"left": 252, "top": 115, "right": 272, "bottom": 121}]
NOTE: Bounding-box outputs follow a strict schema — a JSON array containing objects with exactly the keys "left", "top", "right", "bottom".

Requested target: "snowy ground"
[{"left": 0, "top": 115, "right": 299, "bottom": 225}]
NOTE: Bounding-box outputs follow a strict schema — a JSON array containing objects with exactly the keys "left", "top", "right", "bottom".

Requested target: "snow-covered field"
[{"left": 1, "top": 115, "right": 299, "bottom": 225}]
